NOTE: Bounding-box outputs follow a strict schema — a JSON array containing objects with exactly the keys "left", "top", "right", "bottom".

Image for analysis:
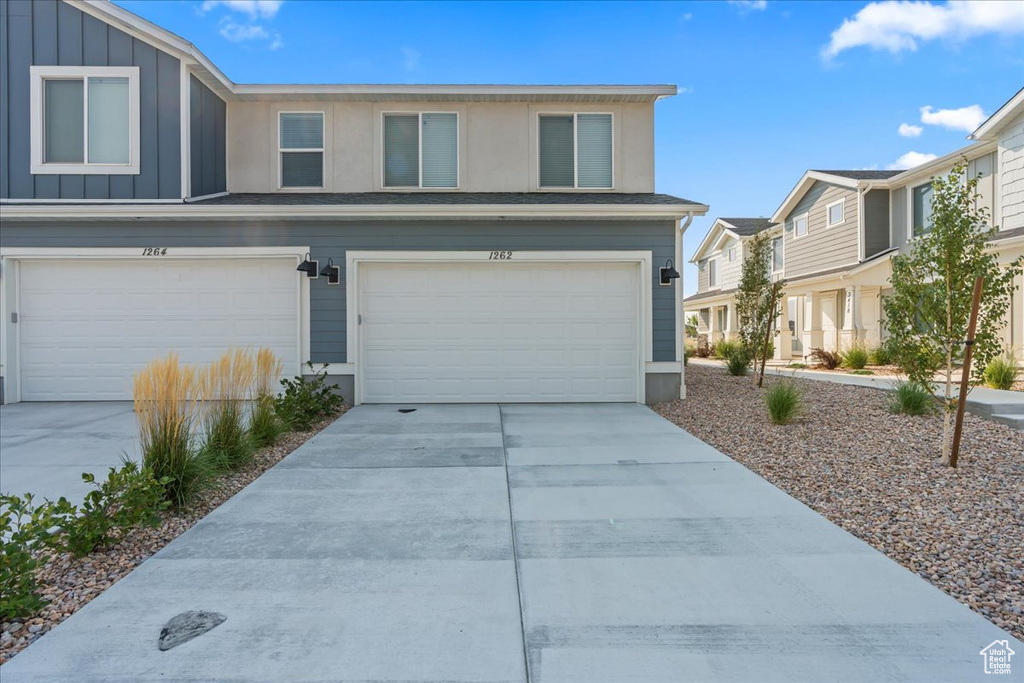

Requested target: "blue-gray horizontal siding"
[
  {"left": 0, "top": 219, "right": 678, "bottom": 363},
  {"left": 0, "top": 0, "right": 181, "bottom": 200},
  {"left": 189, "top": 75, "right": 226, "bottom": 197}
]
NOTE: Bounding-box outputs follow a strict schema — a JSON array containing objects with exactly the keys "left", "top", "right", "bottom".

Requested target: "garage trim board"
[
  {"left": 0, "top": 247, "right": 311, "bottom": 404},
  {"left": 347, "top": 250, "right": 652, "bottom": 405}
]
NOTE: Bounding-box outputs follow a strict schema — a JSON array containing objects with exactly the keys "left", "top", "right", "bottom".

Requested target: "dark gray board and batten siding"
[
  {"left": 862, "top": 189, "right": 891, "bottom": 259},
  {"left": 0, "top": 0, "right": 181, "bottom": 200},
  {"left": 1, "top": 220, "right": 680, "bottom": 363},
  {"left": 189, "top": 75, "right": 226, "bottom": 197}
]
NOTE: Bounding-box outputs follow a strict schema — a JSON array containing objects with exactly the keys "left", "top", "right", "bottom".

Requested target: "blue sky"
[{"left": 118, "top": 0, "right": 1024, "bottom": 293}]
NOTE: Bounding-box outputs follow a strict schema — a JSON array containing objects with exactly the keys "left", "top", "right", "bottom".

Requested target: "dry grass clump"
[
  {"left": 200, "top": 348, "right": 257, "bottom": 470},
  {"left": 250, "top": 348, "right": 285, "bottom": 447}
]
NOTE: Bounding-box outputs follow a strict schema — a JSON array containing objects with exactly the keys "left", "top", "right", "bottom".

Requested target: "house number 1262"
[{"left": 489, "top": 251, "right": 512, "bottom": 260}]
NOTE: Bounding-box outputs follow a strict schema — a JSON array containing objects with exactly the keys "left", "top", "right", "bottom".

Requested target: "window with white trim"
[
  {"left": 826, "top": 198, "right": 845, "bottom": 227},
  {"left": 793, "top": 213, "right": 808, "bottom": 238},
  {"left": 30, "top": 66, "right": 140, "bottom": 174},
  {"left": 772, "top": 236, "right": 784, "bottom": 272},
  {"left": 383, "top": 112, "right": 458, "bottom": 188},
  {"left": 708, "top": 258, "right": 718, "bottom": 287},
  {"left": 279, "top": 112, "right": 324, "bottom": 189},
  {"left": 728, "top": 246, "right": 737, "bottom": 262},
  {"left": 538, "top": 113, "right": 612, "bottom": 189},
  {"left": 912, "top": 183, "right": 934, "bottom": 237}
]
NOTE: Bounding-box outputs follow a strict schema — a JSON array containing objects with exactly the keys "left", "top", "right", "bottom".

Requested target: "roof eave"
[{"left": 970, "top": 88, "right": 1024, "bottom": 141}]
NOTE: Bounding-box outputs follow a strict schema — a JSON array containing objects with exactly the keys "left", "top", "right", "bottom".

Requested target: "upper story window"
[
  {"left": 772, "top": 236, "right": 784, "bottom": 272},
  {"left": 538, "top": 113, "right": 612, "bottom": 189},
  {"left": 279, "top": 112, "right": 324, "bottom": 189},
  {"left": 793, "top": 213, "right": 808, "bottom": 239},
  {"left": 826, "top": 198, "right": 845, "bottom": 227},
  {"left": 383, "top": 112, "right": 458, "bottom": 188},
  {"left": 708, "top": 258, "right": 718, "bottom": 287},
  {"left": 912, "top": 183, "right": 934, "bottom": 237},
  {"left": 30, "top": 66, "right": 140, "bottom": 175},
  {"left": 728, "top": 246, "right": 737, "bottom": 262}
]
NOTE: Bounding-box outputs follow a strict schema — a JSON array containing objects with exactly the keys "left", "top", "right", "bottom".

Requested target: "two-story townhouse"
[
  {"left": 682, "top": 217, "right": 780, "bottom": 345},
  {"left": 0, "top": 0, "right": 708, "bottom": 405}
]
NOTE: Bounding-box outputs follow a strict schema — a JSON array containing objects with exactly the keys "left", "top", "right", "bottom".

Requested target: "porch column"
[
  {"left": 725, "top": 303, "right": 738, "bottom": 340},
  {"left": 709, "top": 305, "right": 723, "bottom": 345},
  {"left": 776, "top": 295, "right": 792, "bottom": 360},
  {"left": 802, "top": 292, "right": 824, "bottom": 353},
  {"left": 840, "top": 285, "right": 861, "bottom": 349}
]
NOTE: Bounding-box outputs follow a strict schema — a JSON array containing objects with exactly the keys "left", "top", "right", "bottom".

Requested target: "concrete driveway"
[
  {"left": 0, "top": 402, "right": 139, "bottom": 505},
  {"left": 1, "top": 403, "right": 1019, "bottom": 682}
]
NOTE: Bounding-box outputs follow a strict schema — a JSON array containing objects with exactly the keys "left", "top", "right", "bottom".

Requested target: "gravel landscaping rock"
[
  {"left": 657, "top": 364, "right": 1023, "bottom": 642},
  {"left": 0, "top": 409, "right": 347, "bottom": 665}
]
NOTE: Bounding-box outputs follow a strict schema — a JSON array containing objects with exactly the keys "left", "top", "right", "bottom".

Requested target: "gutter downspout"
[{"left": 677, "top": 211, "right": 695, "bottom": 399}]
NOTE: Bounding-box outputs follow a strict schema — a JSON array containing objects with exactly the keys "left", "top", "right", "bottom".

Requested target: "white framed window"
[
  {"left": 826, "top": 198, "right": 845, "bottom": 227},
  {"left": 911, "top": 182, "right": 934, "bottom": 238},
  {"left": 383, "top": 112, "right": 458, "bottom": 189},
  {"left": 538, "top": 113, "right": 613, "bottom": 189},
  {"left": 708, "top": 258, "right": 719, "bottom": 287},
  {"left": 279, "top": 112, "right": 324, "bottom": 189},
  {"left": 772, "top": 236, "right": 784, "bottom": 273},
  {"left": 793, "top": 213, "right": 808, "bottom": 239},
  {"left": 728, "top": 246, "right": 737, "bottom": 262},
  {"left": 30, "top": 66, "right": 140, "bottom": 175}
]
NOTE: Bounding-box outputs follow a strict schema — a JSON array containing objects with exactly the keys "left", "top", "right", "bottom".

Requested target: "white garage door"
[
  {"left": 18, "top": 258, "right": 300, "bottom": 401},
  {"left": 360, "top": 261, "right": 641, "bottom": 403}
]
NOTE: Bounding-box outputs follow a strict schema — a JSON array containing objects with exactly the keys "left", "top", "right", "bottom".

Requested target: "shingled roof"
[
  {"left": 195, "top": 192, "right": 702, "bottom": 206},
  {"left": 811, "top": 170, "right": 903, "bottom": 181},
  {"left": 719, "top": 217, "right": 778, "bottom": 236}
]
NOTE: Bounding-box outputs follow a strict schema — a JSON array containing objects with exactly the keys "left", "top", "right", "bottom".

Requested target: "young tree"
[
  {"left": 685, "top": 314, "right": 699, "bottom": 339},
  {"left": 735, "top": 230, "right": 786, "bottom": 387},
  {"left": 884, "top": 159, "right": 1023, "bottom": 466}
]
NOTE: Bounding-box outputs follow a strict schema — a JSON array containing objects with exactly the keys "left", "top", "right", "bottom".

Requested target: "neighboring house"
[
  {"left": 683, "top": 217, "right": 780, "bottom": 345},
  {"left": 0, "top": 0, "right": 708, "bottom": 405}
]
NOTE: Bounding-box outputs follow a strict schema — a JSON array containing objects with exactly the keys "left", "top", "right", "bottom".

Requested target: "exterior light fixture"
[
  {"left": 296, "top": 253, "right": 318, "bottom": 278},
  {"left": 320, "top": 258, "right": 340, "bottom": 285},
  {"left": 660, "top": 259, "right": 680, "bottom": 286}
]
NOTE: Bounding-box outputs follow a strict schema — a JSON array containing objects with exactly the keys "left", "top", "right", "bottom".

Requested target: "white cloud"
[
  {"left": 886, "top": 150, "right": 939, "bottom": 170},
  {"left": 401, "top": 46, "right": 421, "bottom": 71},
  {"left": 729, "top": 0, "right": 768, "bottom": 13},
  {"left": 919, "top": 104, "right": 987, "bottom": 132},
  {"left": 823, "top": 0, "right": 1024, "bottom": 59},
  {"left": 219, "top": 19, "right": 268, "bottom": 42},
  {"left": 898, "top": 122, "right": 923, "bottom": 137},
  {"left": 201, "top": 0, "right": 283, "bottom": 19}
]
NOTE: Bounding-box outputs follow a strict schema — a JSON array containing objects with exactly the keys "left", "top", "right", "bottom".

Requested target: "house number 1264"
[
  {"left": 489, "top": 251, "right": 512, "bottom": 260},
  {"left": 142, "top": 248, "right": 168, "bottom": 256}
]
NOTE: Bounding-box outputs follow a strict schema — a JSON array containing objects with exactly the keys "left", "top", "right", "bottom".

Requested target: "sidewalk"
[{"left": 688, "top": 358, "right": 1024, "bottom": 430}]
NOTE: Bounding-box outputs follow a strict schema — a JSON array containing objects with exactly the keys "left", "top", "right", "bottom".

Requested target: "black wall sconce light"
[
  {"left": 296, "top": 253, "right": 318, "bottom": 278},
  {"left": 320, "top": 258, "right": 340, "bottom": 285},
  {"left": 659, "top": 259, "right": 681, "bottom": 286}
]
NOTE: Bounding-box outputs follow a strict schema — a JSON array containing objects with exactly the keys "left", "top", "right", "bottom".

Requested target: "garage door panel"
[
  {"left": 360, "top": 260, "right": 641, "bottom": 403},
  {"left": 18, "top": 258, "right": 300, "bottom": 401}
]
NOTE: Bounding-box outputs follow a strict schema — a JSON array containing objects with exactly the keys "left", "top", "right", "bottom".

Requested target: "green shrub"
[
  {"left": 725, "top": 348, "right": 751, "bottom": 376},
  {"left": 764, "top": 381, "right": 803, "bottom": 425},
  {"left": 849, "top": 369, "right": 874, "bottom": 376},
  {"left": 869, "top": 341, "right": 895, "bottom": 366},
  {"left": 276, "top": 362, "right": 345, "bottom": 431},
  {"left": 842, "top": 343, "right": 869, "bottom": 370},
  {"left": 788, "top": 362, "right": 807, "bottom": 369},
  {"left": 809, "top": 347, "right": 844, "bottom": 370},
  {"left": 248, "top": 395, "right": 283, "bottom": 447},
  {"left": 714, "top": 339, "right": 741, "bottom": 360},
  {"left": 134, "top": 354, "right": 211, "bottom": 508},
  {"left": 51, "top": 463, "right": 170, "bottom": 557},
  {"left": 0, "top": 493, "right": 65, "bottom": 620},
  {"left": 200, "top": 350, "right": 257, "bottom": 471},
  {"left": 684, "top": 342, "right": 697, "bottom": 358},
  {"left": 888, "top": 381, "right": 936, "bottom": 416},
  {"left": 984, "top": 354, "right": 1020, "bottom": 391}
]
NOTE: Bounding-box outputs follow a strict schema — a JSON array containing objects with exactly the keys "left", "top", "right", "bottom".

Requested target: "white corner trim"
[
  {"left": 180, "top": 61, "right": 191, "bottom": 200},
  {"left": 29, "top": 66, "right": 141, "bottom": 176}
]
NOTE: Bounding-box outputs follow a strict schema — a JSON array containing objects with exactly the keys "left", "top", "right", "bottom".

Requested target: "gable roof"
[
  {"left": 73, "top": 1, "right": 678, "bottom": 103},
  {"left": 719, "top": 217, "right": 778, "bottom": 236},
  {"left": 689, "top": 217, "right": 777, "bottom": 263},
  {"left": 971, "top": 88, "right": 1024, "bottom": 141}
]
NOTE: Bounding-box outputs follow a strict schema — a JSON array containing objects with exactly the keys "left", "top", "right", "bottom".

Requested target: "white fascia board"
[
  {"left": 689, "top": 220, "right": 736, "bottom": 263},
  {"left": 877, "top": 141, "right": 998, "bottom": 188},
  {"left": 970, "top": 87, "right": 1024, "bottom": 141},
  {"left": 770, "top": 171, "right": 858, "bottom": 224},
  {"left": 0, "top": 203, "right": 708, "bottom": 220}
]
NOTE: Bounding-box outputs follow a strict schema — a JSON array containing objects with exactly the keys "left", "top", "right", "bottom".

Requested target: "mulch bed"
[
  {"left": 0, "top": 408, "right": 348, "bottom": 664},
  {"left": 657, "top": 364, "right": 1023, "bottom": 641}
]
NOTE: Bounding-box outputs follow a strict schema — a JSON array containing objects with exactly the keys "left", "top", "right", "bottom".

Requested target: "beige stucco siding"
[
  {"left": 226, "top": 100, "right": 655, "bottom": 193},
  {"left": 999, "top": 111, "right": 1024, "bottom": 230},
  {"left": 783, "top": 181, "right": 859, "bottom": 278}
]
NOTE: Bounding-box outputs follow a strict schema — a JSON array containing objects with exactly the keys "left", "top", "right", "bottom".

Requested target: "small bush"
[
  {"left": 984, "top": 354, "right": 1020, "bottom": 391},
  {"left": 134, "top": 354, "right": 210, "bottom": 508},
  {"left": 842, "top": 343, "right": 869, "bottom": 370},
  {"left": 694, "top": 343, "right": 712, "bottom": 358},
  {"left": 788, "top": 362, "right": 807, "bottom": 369},
  {"left": 848, "top": 369, "right": 874, "bottom": 376},
  {"left": 200, "top": 349, "right": 257, "bottom": 471},
  {"left": 684, "top": 342, "right": 697, "bottom": 358},
  {"left": 276, "top": 362, "right": 345, "bottom": 431},
  {"left": 764, "top": 381, "right": 803, "bottom": 425},
  {"left": 0, "top": 493, "right": 64, "bottom": 620},
  {"left": 249, "top": 348, "right": 285, "bottom": 448},
  {"left": 869, "top": 342, "right": 895, "bottom": 366},
  {"left": 51, "top": 463, "right": 170, "bottom": 557},
  {"left": 809, "top": 347, "right": 844, "bottom": 370},
  {"left": 714, "top": 339, "right": 741, "bottom": 360},
  {"left": 725, "top": 348, "right": 751, "bottom": 376},
  {"left": 888, "top": 381, "right": 936, "bottom": 416}
]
